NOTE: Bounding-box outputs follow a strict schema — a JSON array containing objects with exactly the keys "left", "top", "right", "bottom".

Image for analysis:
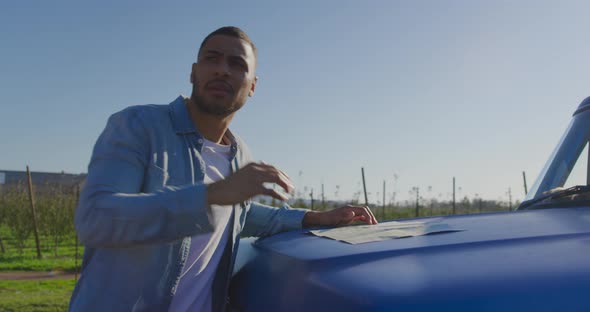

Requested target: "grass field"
[
  {"left": 0, "top": 244, "right": 81, "bottom": 272},
  {"left": 0, "top": 226, "right": 82, "bottom": 272},
  {"left": 0, "top": 279, "right": 75, "bottom": 312},
  {"left": 0, "top": 225, "right": 80, "bottom": 311}
]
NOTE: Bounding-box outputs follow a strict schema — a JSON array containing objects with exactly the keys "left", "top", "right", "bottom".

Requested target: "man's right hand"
[{"left": 206, "top": 162, "right": 294, "bottom": 206}]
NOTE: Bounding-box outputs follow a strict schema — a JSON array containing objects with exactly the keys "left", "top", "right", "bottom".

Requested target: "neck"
[{"left": 185, "top": 97, "right": 234, "bottom": 144}]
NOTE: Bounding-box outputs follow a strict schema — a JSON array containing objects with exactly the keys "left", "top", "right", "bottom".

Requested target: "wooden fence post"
[
  {"left": 453, "top": 177, "right": 457, "bottom": 214},
  {"left": 0, "top": 188, "right": 5, "bottom": 253},
  {"left": 321, "top": 183, "right": 325, "bottom": 210},
  {"left": 522, "top": 171, "right": 528, "bottom": 195},
  {"left": 74, "top": 184, "right": 80, "bottom": 282},
  {"left": 361, "top": 167, "right": 368, "bottom": 206},
  {"left": 382, "top": 180, "right": 386, "bottom": 220},
  {"left": 26, "top": 166, "right": 42, "bottom": 259},
  {"left": 415, "top": 187, "right": 420, "bottom": 217}
]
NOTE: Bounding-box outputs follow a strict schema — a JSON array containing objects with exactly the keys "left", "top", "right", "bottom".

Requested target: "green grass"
[
  {"left": 0, "top": 227, "right": 79, "bottom": 311},
  {"left": 0, "top": 254, "right": 80, "bottom": 272},
  {"left": 0, "top": 279, "right": 75, "bottom": 312},
  {"left": 0, "top": 243, "right": 83, "bottom": 272},
  {"left": 0, "top": 225, "right": 83, "bottom": 272}
]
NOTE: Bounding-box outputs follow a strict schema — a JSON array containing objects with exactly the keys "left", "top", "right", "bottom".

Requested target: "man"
[{"left": 69, "top": 26, "right": 377, "bottom": 312}]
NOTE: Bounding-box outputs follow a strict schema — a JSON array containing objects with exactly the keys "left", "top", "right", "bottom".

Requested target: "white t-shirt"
[{"left": 169, "top": 138, "right": 233, "bottom": 312}]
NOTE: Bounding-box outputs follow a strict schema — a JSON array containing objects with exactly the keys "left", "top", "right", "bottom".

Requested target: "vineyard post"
[
  {"left": 415, "top": 187, "right": 420, "bottom": 217},
  {"left": 508, "top": 187, "right": 513, "bottom": 211},
  {"left": 321, "top": 183, "right": 325, "bottom": 209},
  {"left": 26, "top": 166, "right": 42, "bottom": 259},
  {"left": 522, "top": 171, "right": 528, "bottom": 195},
  {"left": 453, "top": 177, "right": 457, "bottom": 214},
  {"left": 361, "top": 167, "right": 368, "bottom": 206},
  {"left": 382, "top": 180, "right": 386, "bottom": 220},
  {"left": 75, "top": 184, "right": 80, "bottom": 282},
  {"left": 0, "top": 186, "right": 5, "bottom": 253}
]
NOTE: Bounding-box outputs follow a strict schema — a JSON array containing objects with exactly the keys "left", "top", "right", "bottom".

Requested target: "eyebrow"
[
  {"left": 202, "top": 49, "right": 223, "bottom": 58},
  {"left": 203, "top": 49, "right": 249, "bottom": 68}
]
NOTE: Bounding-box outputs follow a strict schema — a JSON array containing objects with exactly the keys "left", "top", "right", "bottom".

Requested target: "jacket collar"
[
  {"left": 169, "top": 95, "right": 197, "bottom": 135},
  {"left": 169, "top": 95, "right": 239, "bottom": 159}
]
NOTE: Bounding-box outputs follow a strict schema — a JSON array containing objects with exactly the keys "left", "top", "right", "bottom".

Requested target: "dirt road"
[{"left": 0, "top": 271, "right": 77, "bottom": 281}]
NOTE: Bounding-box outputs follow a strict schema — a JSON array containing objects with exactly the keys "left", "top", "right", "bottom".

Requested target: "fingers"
[
  {"left": 346, "top": 205, "right": 378, "bottom": 225},
  {"left": 210, "top": 162, "right": 295, "bottom": 205},
  {"left": 302, "top": 205, "right": 379, "bottom": 228},
  {"left": 234, "top": 162, "right": 294, "bottom": 201},
  {"left": 252, "top": 162, "right": 294, "bottom": 194},
  {"left": 262, "top": 187, "right": 289, "bottom": 202},
  {"left": 339, "top": 209, "right": 357, "bottom": 225},
  {"left": 261, "top": 161, "right": 292, "bottom": 181}
]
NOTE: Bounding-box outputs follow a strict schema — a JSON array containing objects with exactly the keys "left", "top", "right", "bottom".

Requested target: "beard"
[{"left": 191, "top": 80, "right": 246, "bottom": 117}]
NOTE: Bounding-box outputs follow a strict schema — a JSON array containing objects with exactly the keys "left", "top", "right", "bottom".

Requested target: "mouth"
[{"left": 206, "top": 80, "right": 233, "bottom": 96}]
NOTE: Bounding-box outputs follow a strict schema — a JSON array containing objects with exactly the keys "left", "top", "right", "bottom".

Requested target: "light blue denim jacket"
[{"left": 68, "top": 96, "right": 307, "bottom": 312}]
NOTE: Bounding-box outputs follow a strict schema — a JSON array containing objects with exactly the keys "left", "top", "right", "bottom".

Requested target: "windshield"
[{"left": 522, "top": 108, "right": 590, "bottom": 206}]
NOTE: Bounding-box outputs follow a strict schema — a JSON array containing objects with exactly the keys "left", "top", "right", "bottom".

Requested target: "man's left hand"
[{"left": 302, "top": 205, "right": 378, "bottom": 228}]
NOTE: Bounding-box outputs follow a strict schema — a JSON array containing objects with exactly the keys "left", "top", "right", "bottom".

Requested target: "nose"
[{"left": 214, "top": 60, "right": 231, "bottom": 77}]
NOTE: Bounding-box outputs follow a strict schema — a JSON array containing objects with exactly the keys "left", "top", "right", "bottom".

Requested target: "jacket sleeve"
[
  {"left": 240, "top": 202, "right": 308, "bottom": 238},
  {"left": 75, "top": 108, "right": 213, "bottom": 248}
]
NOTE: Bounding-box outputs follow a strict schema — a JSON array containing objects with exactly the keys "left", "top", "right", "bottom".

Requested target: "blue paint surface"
[{"left": 231, "top": 209, "right": 590, "bottom": 311}]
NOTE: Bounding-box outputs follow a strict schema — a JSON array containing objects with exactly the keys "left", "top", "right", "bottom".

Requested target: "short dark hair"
[{"left": 198, "top": 26, "right": 257, "bottom": 59}]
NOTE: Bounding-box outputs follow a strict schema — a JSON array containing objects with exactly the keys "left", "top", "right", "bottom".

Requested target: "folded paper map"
[{"left": 309, "top": 220, "right": 461, "bottom": 244}]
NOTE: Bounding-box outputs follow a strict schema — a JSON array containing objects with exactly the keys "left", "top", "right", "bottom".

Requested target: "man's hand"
[
  {"left": 207, "top": 162, "right": 293, "bottom": 206},
  {"left": 302, "top": 205, "right": 378, "bottom": 228}
]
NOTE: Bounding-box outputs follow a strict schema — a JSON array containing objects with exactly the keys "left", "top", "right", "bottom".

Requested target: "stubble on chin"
[{"left": 191, "top": 84, "right": 245, "bottom": 117}]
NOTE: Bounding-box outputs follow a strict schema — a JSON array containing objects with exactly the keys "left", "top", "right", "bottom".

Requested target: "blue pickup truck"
[{"left": 229, "top": 97, "right": 590, "bottom": 311}]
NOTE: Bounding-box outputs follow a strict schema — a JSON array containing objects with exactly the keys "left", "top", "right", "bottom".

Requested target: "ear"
[
  {"left": 190, "top": 63, "right": 197, "bottom": 84},
  {"left": 249, "top": 76, "right": 258, "bottom": 97}
]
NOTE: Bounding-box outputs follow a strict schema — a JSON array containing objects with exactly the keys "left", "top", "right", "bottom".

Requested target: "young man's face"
[{"left": 191, "top": 35, "right": 258, "bottom": 117}]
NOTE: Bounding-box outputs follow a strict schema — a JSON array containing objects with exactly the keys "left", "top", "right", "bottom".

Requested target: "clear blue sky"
[{"left": 2, "top": 1, "right": 590, "bottom": 205}]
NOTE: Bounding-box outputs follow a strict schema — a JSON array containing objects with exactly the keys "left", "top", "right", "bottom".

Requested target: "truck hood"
[{"left": 230, "top": 208, "right": 590, "bottom": 311}]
